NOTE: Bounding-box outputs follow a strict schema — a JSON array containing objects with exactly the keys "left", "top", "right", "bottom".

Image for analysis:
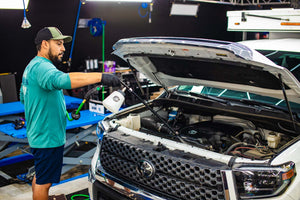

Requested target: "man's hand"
[{"left": 101, "top": 74, "right": 120, "bottom": 87}]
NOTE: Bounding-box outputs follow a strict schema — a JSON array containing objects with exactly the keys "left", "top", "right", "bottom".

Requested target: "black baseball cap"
[{"left": 34, "top": 27, "right": 72, "bottom": 45}]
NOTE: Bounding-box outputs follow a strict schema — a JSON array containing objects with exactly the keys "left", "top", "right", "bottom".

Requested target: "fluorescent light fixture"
[
  {"left": 0, "top": 0, "right": 29, "bottom": 9},
  {"left": 86, "top": 0, "right": 152, "bottom": 2},
  {"left": 170, "top": 3, "right": 199, "bottom": 17}
]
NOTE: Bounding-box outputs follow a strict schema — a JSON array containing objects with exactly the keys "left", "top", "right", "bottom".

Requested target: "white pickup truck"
[{"left": 88, "top": 36, "right": 300, "bottom": 200}]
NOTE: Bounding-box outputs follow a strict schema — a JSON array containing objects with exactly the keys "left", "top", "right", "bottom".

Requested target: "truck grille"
[{"left": 99, "top": 134, "right": 227, "bottom": 200}]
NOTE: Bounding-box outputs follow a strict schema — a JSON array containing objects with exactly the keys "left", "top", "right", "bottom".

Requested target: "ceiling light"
[
  {"left": 170, "top": 3, "right": 199, "bottom": 17},
  {"left": 21, "top": 17, "right": 31, "bottom": 28},
  {"left": 86, "top": 0, "right": 152, "bottom": 2},
  {"left": 0, "top": 0, "right": 29, "bottom": 9}
]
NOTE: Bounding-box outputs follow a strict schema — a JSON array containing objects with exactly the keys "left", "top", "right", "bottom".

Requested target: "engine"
[{"left": 114, "top": 105, "right": 288, "bottom": 160}]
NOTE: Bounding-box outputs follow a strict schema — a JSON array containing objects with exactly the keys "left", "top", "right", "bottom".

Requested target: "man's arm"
[
  {"left": 69, "top": 72, "right": 102, "bottom": 89},
  {"left": 69, "top": 72, "right": 120, "bottom": 89}
]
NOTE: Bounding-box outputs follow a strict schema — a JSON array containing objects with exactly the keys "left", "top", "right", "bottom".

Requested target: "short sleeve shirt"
[{"left": 20, "top": 56, "right": 71, "bottom": 148}]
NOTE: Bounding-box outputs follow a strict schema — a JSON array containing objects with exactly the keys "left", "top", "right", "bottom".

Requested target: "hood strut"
[
  {"left": 124, "top": 60, "right": 189, "bottom": 142},
  {"left": 152, "top": 72, "right": 169, "bottom": 96},
  {"left": 126, "top": 59, "right": 145, "bottom": 96},
  {"left": 119, "top": 79, "right": 179, "bottom": 136},
  {"left": 278, "top": 73, "right": 297, "bottom": 133}
]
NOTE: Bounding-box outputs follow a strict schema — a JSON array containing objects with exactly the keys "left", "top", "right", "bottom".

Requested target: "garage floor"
[
  {"left": 0, "top": 174, "right": 89, "bottom": 200},
  {"left": 0, "top": 155, "right": 91, "bottom": 200},
  {"left": 0, "top": 137, "right": 94, "bottom": 200}
]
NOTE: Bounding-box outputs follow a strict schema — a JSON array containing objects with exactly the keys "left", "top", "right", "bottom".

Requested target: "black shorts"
[{"left": 31, "top": 145, "right": 64, "bottom": 185}]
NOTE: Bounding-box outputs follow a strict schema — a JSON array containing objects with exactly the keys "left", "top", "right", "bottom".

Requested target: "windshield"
[
  {"left": 177, "top": 85, "right": 300, "bottom": 111},
  {"left": 258, "top": 50, "right": 300, "bottom": 81}
]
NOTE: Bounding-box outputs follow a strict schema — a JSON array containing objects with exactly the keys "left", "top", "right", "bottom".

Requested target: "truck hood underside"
[{"left": 113, "top": 37, "right": 300, "bottom": 104}]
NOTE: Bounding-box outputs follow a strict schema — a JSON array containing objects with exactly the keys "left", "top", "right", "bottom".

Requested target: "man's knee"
[
  {"left": 34, "top": 182, "right": 52, "bottom": 193},
  {"left": 32, "top": 183, "right": 52, "bottom": 200}
]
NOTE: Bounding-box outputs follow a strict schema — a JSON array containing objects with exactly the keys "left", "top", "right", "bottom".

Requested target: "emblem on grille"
[{"left": 136, "top": 160, "right": 155, "bottom": 178}]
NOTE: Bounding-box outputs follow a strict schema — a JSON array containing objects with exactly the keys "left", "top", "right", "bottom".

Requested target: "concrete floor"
[{"left": 0, "top": 175, "right": 89, "bottom": 200}]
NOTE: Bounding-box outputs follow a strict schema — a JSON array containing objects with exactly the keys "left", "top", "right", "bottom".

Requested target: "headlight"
[
  {"left": 233, "top": 161, "right": 295, "bottom": 199},
  {"left": 91, "top": 121, "right": 107, "bottom": 176},
  {"left": 96, "top": 121, "right": 105, "bottom": 140},
  {"left": 90, "top": 141, "right": 101, "bottom": 177}
]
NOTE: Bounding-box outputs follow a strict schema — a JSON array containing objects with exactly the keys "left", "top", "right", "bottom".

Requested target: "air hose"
[
  {"left": 102, "top": 24, "right": 105, "bottom": 101},
  {"left": 87, "top": 18, "right": 106, "bottom": 37},
  {"left": 87, "top": 17, "right": 106, "bottom": 101},
  {"left": 66, "top": 85, "right": 103, "bottom": 121},
  {"left": 70, "top": 194, "right": 89, "bottom": 200},
  {"left": 68, "top": 0, "right": 82, "bottom": 65}
]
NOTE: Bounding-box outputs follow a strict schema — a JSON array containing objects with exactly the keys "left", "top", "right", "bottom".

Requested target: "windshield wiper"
[
  {"left": 178, "top": 89, "right": 293, "bottom": 114},
  {"left": 238, "top": 98, "right": 289, "bottom": 113},
  {"left": 177, "top": 90, "right": 229, "bottom": 104}
]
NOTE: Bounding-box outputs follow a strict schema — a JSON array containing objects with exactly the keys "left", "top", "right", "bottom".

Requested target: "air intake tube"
[{"left": 141, "top": 117, "right": 173, "bottom": 135}]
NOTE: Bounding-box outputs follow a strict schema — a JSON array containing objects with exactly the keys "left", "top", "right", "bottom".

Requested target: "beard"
[{"left": 48, "top": 48, "right": 63, "bottom": 66}]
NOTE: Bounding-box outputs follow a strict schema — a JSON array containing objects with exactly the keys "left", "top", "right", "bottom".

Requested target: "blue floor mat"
[
  {"left": 0, "top": 123, "right": 26, "bottom": 138},
  {"left": 0, "top": 102, "right": 24, "bottom": 117},
  {"left": 0, "top": 95, "right": 82, "bottom": 117},
  {"left": 66, "top": 110, "right": 108, "bottom": 129},
  {"left": 0, "top": 110, "right": 109, "bottom": 139}
]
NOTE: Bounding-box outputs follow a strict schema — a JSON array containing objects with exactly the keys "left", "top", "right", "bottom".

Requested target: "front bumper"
[
  {"left": 88, "top": 168, "right": 166, "bottom": 200},
  {"left": 88, "top": 133, "right": 297, "bottom": 200}
]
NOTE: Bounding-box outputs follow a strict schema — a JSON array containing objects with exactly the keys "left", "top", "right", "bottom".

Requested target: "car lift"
[{"left": 0, "top": 95, "right": 108, "bottom": 181}]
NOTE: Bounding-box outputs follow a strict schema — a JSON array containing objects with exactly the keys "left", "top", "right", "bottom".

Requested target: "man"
[{"left": 19, "top": 27, "right": 120, "bottom": 200}]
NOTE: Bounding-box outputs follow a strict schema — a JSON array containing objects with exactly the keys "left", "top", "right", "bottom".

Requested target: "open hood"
[{"left": 112, "top": 37, "right": 300, "bottom": 104}]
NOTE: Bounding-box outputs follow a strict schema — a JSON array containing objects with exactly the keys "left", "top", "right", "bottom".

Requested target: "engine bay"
[{"left": 112, "top": 101, "right": 295, "bottom": 161}]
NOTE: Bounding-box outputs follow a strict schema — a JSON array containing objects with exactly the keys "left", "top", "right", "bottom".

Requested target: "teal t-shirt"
[{"left": 20, "top": 56, "right": 71, "bottom": 148}]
